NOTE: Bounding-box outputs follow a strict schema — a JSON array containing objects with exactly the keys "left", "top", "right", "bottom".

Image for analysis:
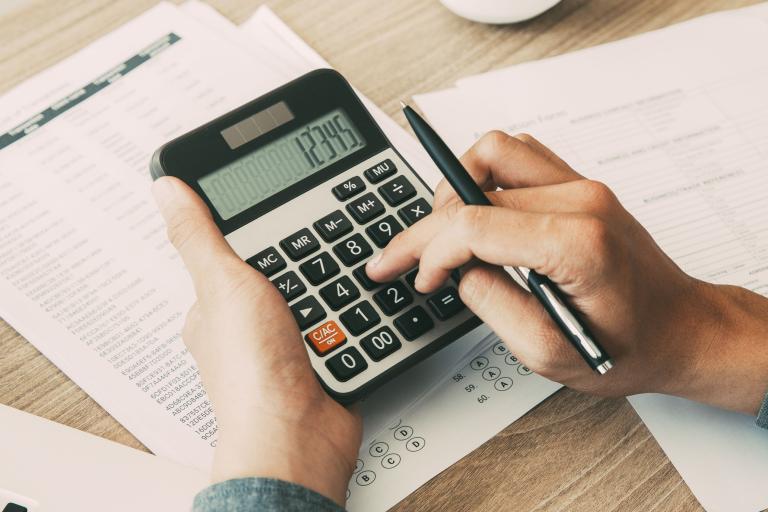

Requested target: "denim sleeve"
[
  {"left": 192, "top": 478, "right": 346, "bottom": 512},
  {"left": 757, "top": 387, "right": 768, "bottom": 429}
]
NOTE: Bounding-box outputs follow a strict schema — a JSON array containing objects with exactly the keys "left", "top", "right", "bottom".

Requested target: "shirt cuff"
[
  {"left": 192, "top": 477, "right": 346, "bottom": 512},
  {"left": 757, "top": 387, "right": 768, "bottom": 429}
]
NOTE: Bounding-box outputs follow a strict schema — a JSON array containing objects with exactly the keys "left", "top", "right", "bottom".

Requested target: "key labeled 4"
[{"left": 305, "top": 320, "right": 347, "bottom": 356}]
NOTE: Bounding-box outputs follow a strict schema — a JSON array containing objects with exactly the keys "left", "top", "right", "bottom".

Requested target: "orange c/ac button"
[{"left": 305, "top": 320, "right": 347, "bottom": 355}]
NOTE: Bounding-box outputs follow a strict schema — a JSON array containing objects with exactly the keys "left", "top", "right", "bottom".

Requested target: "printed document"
[{"left": 414, "top": 8, "right": 768, "bottom": 512}]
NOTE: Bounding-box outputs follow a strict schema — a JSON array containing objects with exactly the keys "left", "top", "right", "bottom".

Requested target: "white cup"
[{"left": 440, "top": 0, "right": 562, "bottom": 24}]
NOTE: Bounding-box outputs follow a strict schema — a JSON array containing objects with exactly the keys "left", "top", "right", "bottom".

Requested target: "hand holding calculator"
[{"left": 151, "top": 70, "right": 480, "bottom": 401}]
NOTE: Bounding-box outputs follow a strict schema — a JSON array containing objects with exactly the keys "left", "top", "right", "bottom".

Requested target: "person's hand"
[
  {"left": 367, "top": 131, "right": 768, "bottom": 415},
  {"left": 152, "top": 177, "right": 361, "bottom": 505}
]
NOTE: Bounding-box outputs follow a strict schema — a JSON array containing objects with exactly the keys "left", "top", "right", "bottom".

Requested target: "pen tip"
[{"left": 399, "top": 100, "right": 408, "bottom": 109}]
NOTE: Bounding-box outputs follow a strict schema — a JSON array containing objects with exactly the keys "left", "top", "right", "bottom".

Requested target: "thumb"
[
  {"left": 152, "top": 176, "right": 243, "bottom": 293},
  {"left": 458, "top": 265, "right": 581, "bottom": 376}
]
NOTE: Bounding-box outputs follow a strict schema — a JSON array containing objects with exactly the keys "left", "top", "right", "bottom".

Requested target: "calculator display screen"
[{"left": 198, "top": 108, "right": 366, "bottom": 220}]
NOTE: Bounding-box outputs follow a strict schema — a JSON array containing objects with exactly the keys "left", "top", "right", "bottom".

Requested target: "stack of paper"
[
  {"left": 0, "top": 3, "right": 561, "bottom": 511},
  {"left": 413, "top": 4, "right": 768, "bottom": 512}
]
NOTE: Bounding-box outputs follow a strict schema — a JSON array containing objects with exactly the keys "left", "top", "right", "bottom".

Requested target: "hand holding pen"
[{"left": 366, "top": 117, "right": 735, "bottom": 399}]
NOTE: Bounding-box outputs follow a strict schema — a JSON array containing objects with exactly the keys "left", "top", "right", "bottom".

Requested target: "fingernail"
[
  {"left": 367, "top": 252, "right": 383, "bottom": 269},
  {"left": 151, "top": 177, "right": 176, "bottom": 208}
]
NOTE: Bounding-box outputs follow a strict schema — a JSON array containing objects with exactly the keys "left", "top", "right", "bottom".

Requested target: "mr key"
[{"left": 151, "top": 69, "right": 481, "bottom": 401}]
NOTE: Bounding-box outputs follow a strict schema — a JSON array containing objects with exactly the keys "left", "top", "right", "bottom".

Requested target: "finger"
[
  {"left": 458, "top": 265, "right": 583, "bottom": 379},
  {"left": 487, "top": 180, "right": 619, "bottom": 216},
  {"left": 413, "top": 206, "right": 595, "bottom": 292},
  {"left": 433, "top": 131, "right": 583, "bottom": 209},
  {"left": 152, "top": 176, "right": 244, "bottom": 292},
  {"left": 365, "top": 200, "right": 463, "bottom": 282}
]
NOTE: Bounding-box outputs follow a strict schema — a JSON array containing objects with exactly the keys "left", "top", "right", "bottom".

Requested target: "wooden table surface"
[{"left": 0, "top": 0, "right": 761, "bottom": 510}]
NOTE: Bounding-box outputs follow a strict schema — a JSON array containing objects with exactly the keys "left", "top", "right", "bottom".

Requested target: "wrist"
[
  {"left": 211, "top": 401, "right": 358, "bottom": 506},
  {"left": 663, "top": 280, "right": 768, "bottom": 415}
]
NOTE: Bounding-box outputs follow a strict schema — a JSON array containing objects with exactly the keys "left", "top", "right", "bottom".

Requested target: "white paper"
[
  {"left": 413, "top": 9, "right": 768, "bottom": 512},
  {"left": 0, "top": 6, "right": 561, "bottom": 510},
  {"left": 0, "top": 404, "right": 207, "bottom": 512}
]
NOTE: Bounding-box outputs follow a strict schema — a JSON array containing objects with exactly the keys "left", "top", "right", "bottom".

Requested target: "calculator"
[{"left": 150, "top": 69, "right": 481, "bottom": 402}]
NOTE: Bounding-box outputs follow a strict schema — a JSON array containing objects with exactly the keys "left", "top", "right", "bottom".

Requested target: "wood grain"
[{"left": 0, "top": 0, "right": 760, "bottom": 510}]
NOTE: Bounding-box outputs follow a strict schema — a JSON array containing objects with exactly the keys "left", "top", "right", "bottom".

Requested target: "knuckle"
[
  {"left": 513, "top": 132, "right": 537, "bottom": 145},
  {"left": 458, "top": 266, "right": 494, "bottom": 304},
  {"left": 579, "top": 180, "right": 617, "bottom": 210},
  {"left": 477, "top": 130, "right": 513, "bottom": 155},
  {"left": 456, "top": 205, "right": 488, "bottom": 235}
]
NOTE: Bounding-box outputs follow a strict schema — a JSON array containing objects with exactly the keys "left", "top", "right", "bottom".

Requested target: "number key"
[
  {"left": 333, "top": 233, "right": 372, "bottom": 266},
  {"left": 326, "top": 346, "right": 368, "bottom": 382},
  {"left": 299, "top": 252, "right": 340, "bottom": 285},
  {"left": 360, "top": 326, "right": 402, "bottom": 362},
  {"left": 353, "top": 263, "right": 381, "bottom": 291},
  {"left": 339, "top": 300, "right": 381, "bottom": 335},
  {"left": 373, "top": 281, "right": 413, "bottom": 315},
  {"left": 365, "top": 215, "right": 403, "bottom": 248},
  {"left": 319, "top": 276, "right": 361, "bottom": 311}
]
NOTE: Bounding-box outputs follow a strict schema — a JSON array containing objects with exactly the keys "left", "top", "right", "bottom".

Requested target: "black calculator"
[{"left": 150, "top": 69, "right": 480, "bottom": 402}]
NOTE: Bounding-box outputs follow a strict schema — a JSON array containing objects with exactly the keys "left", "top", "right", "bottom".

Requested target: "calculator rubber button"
[
  {"left": 246, "top": 247, "right": 286, "bottom": 277},
  {"left": 398, "top": 198, "right": 432, "bottom": 226},
  {"left": 280, "top": 228, "right": 320, "bottom": 261},
  {"left": 346, "top": 192, "right": 386, "bottom": 224},
  {"left": 332, "top": 176, "right": 366, "bottom": 200},
  {"left": 333, "top": 233, "right": 373, "bottom": 266},
  {"left": 290, "top": 296, "right": 327, "bottom": 330},
  {"left": 339, "top": 300, "right": 381, "bottom": 335},
  {"left": 404, "top": 268, "right": 424, "bottom": 295},
  {"left": 365, "top": 215, "right": 404, "bottom": 248},
  {"left": 353, "top": 263, "right": 381, "bottom": 291},
  {"left": 305, "top": 320, "right": 347, "bottom": 356},
  {"left": 313, "top": 210, "right": 353, "bottom": 242},
  {"left": 427, "top": 287, "right": 465, "bottom": 320},
  {"left": 319, "top": 276, "right": 361, "bottom": 311},
  {"left": 326, "top": 346, "right": 368, "bottom": 382},
  {"left": 360, "top": 326, "right": 402, "bottom": 362},
  {"left": 393, "top": 305, "right": 434, "bottom": 340},
  {"left": 363, "top": 158, "right": 397, "bottom": 183},
  {"left": 271, "top": 271, "right": 306, "bottom": 302},
  {"left": 373, "top": 281, "right": 414, "bottom": 315},
  {"left": 299, "top": 252, "right": 340, "bottom": 285},
  {"left": 378, "top": 176, "right": 416, "bottom": 206}
]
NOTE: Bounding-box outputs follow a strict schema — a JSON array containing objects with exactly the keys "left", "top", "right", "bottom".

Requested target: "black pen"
[{"left": 401, "top": 101, "right": 613, "bottom": 374}]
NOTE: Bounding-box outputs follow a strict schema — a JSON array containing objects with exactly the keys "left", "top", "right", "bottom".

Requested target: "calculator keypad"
[
  {"left": 291, "top": 295, "right": 327, "bottom": 330},
  {"left": 320, "top": 276, "right": 361, "bottom": 311},
  {"left": 347, "top": 192, "right": 386, "bottom": 224},
  {"left": 326, "top": 346, "right": 368, "bottom": 381},
  {"left": 373, "top": 281, "right": 413, "bottom": 315},
  {"left": 378, "top": 176, "right": 416, "bottom": 206},
  {"left": 363, "top": 158, "right": 397, "bottom": 183},
  {"left": 333, "top": 233, "right": 373, "bottom": 266},
  {"left": 394, "top": 305, "right": 434, "bottom": 340},
  {"left": 272, "top": 271, "right": 306, "bottom": 302},
  {"left": 332, "top": 176, "right": 366, "bottom": 201},
  {"left": 398, "top": 198, "right": 432, "bottom": 226},
  {"left": 280, "top": 228, "right": 321, "bottom": 260},
  {"left": 237, "top": 150, "right": 476, "bottom": 394},
  {"left": 365, "top": 215, "right": 403, "bottom": 248},
  {"left": 340, "top": 301, "right": 381, "bottom": 335},
  {"left": 313, "top": 210, "right": 353, "bottom": 242},
  {"left": 299, "top": 252, "right": 340, "bottom": 285},
  {"left": 247, "top": 247, "right": 286, "bottom": 276}
]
